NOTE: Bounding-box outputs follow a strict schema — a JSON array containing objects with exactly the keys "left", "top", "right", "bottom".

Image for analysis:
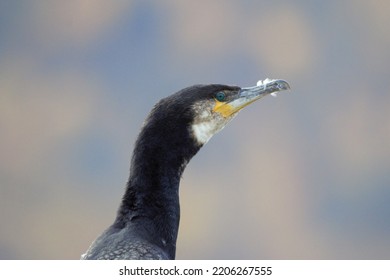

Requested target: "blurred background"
[{"left": 1, "top": 0, "right": 390, "bottom": 259}]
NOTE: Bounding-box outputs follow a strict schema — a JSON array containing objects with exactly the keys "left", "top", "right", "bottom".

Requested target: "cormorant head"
[{"left": 141, "top": 79, "right": 290, "bottom": 156}]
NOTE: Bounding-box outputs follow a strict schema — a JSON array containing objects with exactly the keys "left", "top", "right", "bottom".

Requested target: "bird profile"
[{"left": 81, "top": 79, "right": 290, "bottom": 260}]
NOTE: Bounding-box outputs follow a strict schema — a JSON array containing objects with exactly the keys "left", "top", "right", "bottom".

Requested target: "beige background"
[{"left": 1, "top": 0, "right": 390, "bottom": 259}]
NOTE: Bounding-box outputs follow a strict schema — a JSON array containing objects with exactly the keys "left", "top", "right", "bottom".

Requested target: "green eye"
[{"left": 215, "top": 92, "right": 226, "bottom": 102}]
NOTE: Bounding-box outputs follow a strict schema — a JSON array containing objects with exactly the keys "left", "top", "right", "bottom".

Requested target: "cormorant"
[{"left": 81, "top": 79, "right": 290, "bottom": 260}]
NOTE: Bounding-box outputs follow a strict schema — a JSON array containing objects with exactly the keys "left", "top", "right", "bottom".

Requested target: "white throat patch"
[
  {"left": 190, "top": 99, "right": 237, "bottom": 145},
  {"left": 190, "top": 102, "right": 236, "bottom": 145},
  {"left": 192, "top": 120, "right": 220, "bottom": 145}
]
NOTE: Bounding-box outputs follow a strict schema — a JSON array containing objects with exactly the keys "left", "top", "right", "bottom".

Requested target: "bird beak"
[
  {"left": 214, "top": 79, "right": 291, "bottom": 118},
  {"left": 235, "top": 78, "right": 290, "bottom": 108}
]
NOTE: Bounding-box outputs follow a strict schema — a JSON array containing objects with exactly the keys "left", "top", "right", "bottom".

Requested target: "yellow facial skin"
[
  {"left": 213, "top": 98, "right": 259, "bottom": 118},
  {"left": 213, "top": 100, "right": 236, "bottom": 118}
]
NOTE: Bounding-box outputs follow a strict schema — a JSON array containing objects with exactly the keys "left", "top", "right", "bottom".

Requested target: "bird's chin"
[{"left": 191, "top": 114, "right": 235, "bottom": 145}]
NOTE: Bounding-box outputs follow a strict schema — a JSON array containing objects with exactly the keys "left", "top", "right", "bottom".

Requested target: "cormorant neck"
[{"left": 115, "top": 116, "right": 201, "bottom": 259}]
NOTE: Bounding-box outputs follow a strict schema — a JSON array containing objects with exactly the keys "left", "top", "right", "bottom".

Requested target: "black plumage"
[{"left": 82, "top": 80, "right": 290, "bottom": 260}]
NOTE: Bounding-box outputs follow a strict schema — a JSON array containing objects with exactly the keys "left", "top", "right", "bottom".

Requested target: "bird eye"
[{"left": 215, "top": 92, "right": 226, "bottom": 102}]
